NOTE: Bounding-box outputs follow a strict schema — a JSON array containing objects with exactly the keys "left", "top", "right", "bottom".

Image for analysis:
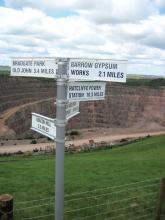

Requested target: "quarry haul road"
[
  {"left": 0, "top": 98, "right": 54, "bottom": 138},
  {"left": 0, "top": 130, "right": 165, "bottom": 154}
]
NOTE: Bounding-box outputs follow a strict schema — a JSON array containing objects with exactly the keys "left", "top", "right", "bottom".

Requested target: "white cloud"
[
  {"left": 0, "top": 7, "right": 62, "bottom": 39},
  {"left": 5, "top": 0, "right": 158, "bottom": 24},
  {"left": 115, "top": 15, "right": 165, "bottom": 50},
  {"left": 5, "top": 0, "right": 78, "bottom": 10},
  {"left": 155, "top": 0, "right": 165, "bottom": 7},
  {"left": 0, "top": 2, "right": 165, "bottom": 76},
  {"left": 79, "top": 0, "right": 157, "bottom": 24},
  {"left": 0, "top": 6, "right": 106, "bottom": 57}
]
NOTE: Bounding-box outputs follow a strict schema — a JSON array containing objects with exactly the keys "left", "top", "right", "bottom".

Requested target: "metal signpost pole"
[
  {"left": 10, "top": 57, "right": 127, "bottom": 220},
  {"left": 55, "top": 62, "right": 68, "bottom": 220}
]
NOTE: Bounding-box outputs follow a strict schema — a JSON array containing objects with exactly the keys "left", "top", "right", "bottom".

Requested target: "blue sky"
[
  {"left": 0, "top": 0, "right": 165, "bottom": 76},
  {"left": 0, "top": 0, "right": 4, "bottom": 5}
]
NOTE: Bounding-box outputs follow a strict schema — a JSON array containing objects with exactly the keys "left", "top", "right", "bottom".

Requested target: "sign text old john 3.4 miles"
[{"left": 11, "top": 57, "right": 58, "bottom": 78}]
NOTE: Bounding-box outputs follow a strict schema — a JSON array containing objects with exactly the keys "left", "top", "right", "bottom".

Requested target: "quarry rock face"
[
  {"left": 68, "top": 84, "right": 165, "bottom": 130},
  {"left": 0, "top": 76, "right": 55, "bottom": 114},
  {"left": 0, "top": 77, "right": 165, "bottom": 139}
]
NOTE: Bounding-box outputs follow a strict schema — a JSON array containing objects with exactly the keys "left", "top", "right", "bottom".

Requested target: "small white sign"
[
  {"left": 11, "top": 57, "right": 58, "bottom": 78},
  {"left": 67, "top": 81, "right": 106, "bottom": 101},
  {"left": 31, "top": 113, "right": 56, "bottom": 140},
  {"left": 69, "top": 58, "right": 127, "bottom": 82},
  {"left": 66, "top": 102, "right": 80, "bottom": 120}
]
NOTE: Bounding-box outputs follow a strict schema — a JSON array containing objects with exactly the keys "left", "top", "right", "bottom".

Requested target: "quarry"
[{"left": 0, "top": 75, "right": 164, "bottom": 141}]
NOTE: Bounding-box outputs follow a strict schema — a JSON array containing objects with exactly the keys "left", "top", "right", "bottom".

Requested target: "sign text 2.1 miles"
[{"left": 69, "top": 58, "right": 127, "bottom": 82}]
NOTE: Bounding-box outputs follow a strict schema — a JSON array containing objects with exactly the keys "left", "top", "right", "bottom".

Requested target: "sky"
[{"left": 0, "top": 0, "right": 165, "bottom": 76}]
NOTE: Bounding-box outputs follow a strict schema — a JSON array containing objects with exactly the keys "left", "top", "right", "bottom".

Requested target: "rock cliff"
[{"left": 0, "top": 76, "right": 165, "bottom": 139}]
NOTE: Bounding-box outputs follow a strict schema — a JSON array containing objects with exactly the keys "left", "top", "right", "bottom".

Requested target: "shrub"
[
  {"left": 30, "top": 140, "right": 37, "bottom": 144},
  {"left": 69, "top": 130, "right": 79, "bottom": 136}
]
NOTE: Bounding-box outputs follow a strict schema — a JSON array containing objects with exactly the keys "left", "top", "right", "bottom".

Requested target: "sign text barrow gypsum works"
[
  {"left": 67, "top": 81, "right": 106, "bottom": 101},
  {"left": 31, "top": 113, "right": 56, "bottom": 140},
  {"left": 11, "top": 58, "right": 58, "bottom": 78},
  {"left": 69, "top": 59, "right": 127, "bottom": 82}
]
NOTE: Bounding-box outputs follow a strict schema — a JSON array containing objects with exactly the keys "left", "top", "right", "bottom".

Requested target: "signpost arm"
[{"left": 55, "top": 62, "right": 68, "bottom": 220}]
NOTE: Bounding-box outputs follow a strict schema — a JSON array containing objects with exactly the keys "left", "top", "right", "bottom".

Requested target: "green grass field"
[
  {"left": 125, "top": 77, "right": 165, "bottom": 88},
  {"left": 0, "top": 135, "right": 165, "bottom": 219},
  {"left": 0, "top": 71, "right": 165, "bottom": 88},
  {"left": 0, "top": 69, "right": 10, "bottom": 76}
]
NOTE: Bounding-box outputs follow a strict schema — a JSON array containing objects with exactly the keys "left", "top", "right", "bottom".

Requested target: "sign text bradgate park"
[{"left": 10, "top": 57, "right": 127, "bottom": 220}]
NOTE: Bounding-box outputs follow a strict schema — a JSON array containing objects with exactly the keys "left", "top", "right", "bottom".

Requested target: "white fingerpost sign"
[
  {"left": 11, "top": 56, "right": 127, "bottom": 220},
  {"left": 11, "top": 57, "right": 58, "bottom": 78},
  {"left": 69, "top": 58, "right": 127, "bottom": 82},
  {"left": 31, "top": 113, "right": 56, "bottom": 140},
  {"left": 66, "top": 102, "right": 80, "bottom": 120},
  {"left": 67, "top": 81, "right": 106, "bottom": 101}
]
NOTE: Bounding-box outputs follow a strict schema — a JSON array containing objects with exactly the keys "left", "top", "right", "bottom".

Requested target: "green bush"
[
  {"left": 66, "top": 130, "right": 79, "bottom": 136},
  {"left": 69, "top": 130, "right": 79, "bottom": 136},
  {"left": 30, "top": 139, "right": 37, "bottom": 144}
]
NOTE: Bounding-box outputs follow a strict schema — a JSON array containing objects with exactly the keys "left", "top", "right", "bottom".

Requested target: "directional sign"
[
  {"left": 69, "top": 58, "right": 127, "bottom": 82},
  {"left": 11, "top": 57, "right": 58, "bottom": 78},
  {"left": 67, "top": 81, "right": 106, "bottom": 101},
  {"left": 31, "top": 113, "right": 56, "bottom": 140},
  {"left": 66, "top": 102, "right": 80, "bottom": 120}
]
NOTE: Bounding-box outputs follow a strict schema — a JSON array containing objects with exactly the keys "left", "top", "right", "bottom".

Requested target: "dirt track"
[
  {"left": 0, "top": 97, "right": 165, "bottom": 154},
  {"left": 0, "top": 130, "right": 164, "bottom": 154},
  {"left": 0, "top": 98, "right": 54, "bottom": 138}
]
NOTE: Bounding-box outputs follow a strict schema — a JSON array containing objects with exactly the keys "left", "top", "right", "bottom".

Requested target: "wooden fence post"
[
  {"left": 155, "top": 177, "right": 165, "bottom": 220},
  {"left": 0, "top": 194, "right": 13, "bottom": 220}
]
